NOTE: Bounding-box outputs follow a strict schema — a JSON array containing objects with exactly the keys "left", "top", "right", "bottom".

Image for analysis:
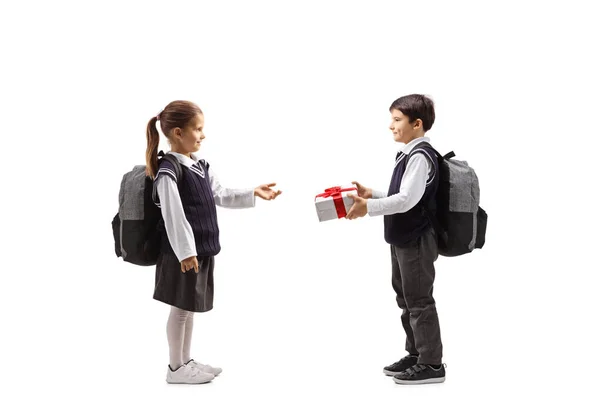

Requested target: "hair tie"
[{"left": 156, "top": 109, "right": 163, "bottom": 121}]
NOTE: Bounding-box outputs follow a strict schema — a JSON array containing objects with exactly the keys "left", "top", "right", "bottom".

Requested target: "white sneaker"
[
  {"left": 166, "top": 363, "right": 214, "bottom": 384},
  {"left": 186, "top": 359, "right": 223, "bottom": 377}
]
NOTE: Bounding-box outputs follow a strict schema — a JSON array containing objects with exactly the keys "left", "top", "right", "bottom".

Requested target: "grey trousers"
[{"left": 391, "top": 228, "right": 443, "bottom": 365}]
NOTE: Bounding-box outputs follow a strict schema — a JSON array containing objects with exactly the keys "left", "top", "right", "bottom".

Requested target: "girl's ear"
[{"left": 172, "top": 127, "right": 182, "bottom": 139}]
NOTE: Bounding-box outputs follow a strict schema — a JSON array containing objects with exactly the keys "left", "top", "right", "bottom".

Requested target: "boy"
[{"left": 346, "top": 94, "right": 445, "bottom": 384}]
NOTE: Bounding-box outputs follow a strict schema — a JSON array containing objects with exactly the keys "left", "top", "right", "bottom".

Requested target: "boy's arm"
[
  {"left": 155, "top": 175, "right": 197, "bottom": 262},
  {"left": 208, "top": 166, "right": 256, "bottom": 208},
  {"left": 371, "top": 190, "right": 387, "bottom": 199},
  {"left": 366, "top": 154, "right": 431, "bottom": 217}
]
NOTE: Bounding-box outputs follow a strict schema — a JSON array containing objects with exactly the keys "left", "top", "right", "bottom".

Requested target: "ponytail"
[{"left": 146, "top": 116, "right": 160, "bottom": 178}]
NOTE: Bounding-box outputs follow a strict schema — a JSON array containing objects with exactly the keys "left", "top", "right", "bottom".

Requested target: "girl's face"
[{"left": 171, "top": 113, "right": 205, "bottom": 155}]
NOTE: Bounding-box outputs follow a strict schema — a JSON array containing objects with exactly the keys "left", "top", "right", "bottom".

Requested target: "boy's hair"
[
  {"left": 389, "top": 94, "right": 435, "bottom": 132},
  {"left": 146, "top": 100, "right": 203, "bottom": 178}
]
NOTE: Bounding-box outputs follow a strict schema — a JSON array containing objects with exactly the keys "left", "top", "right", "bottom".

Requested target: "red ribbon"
[{"left": 315, "top": 186, "right": 357, "bottom": 219}]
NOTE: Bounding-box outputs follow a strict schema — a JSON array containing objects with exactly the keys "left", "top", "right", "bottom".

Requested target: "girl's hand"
[
  {"left": 351, "top": 181, "right": 373, "bottom": 199},
  {"left": 254, "top": 183, "right": 282, "bottom": 201},
  {"left": 181, "top": 256, "right": 199, "bottom": 273}
]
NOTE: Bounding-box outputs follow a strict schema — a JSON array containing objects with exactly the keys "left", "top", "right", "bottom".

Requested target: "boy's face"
[{"left": 389, "top": 109, "right": 422, "bottom": 144}]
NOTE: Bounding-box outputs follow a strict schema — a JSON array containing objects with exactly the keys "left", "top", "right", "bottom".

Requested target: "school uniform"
[
  {"left": 367, "top": 137, "right": 443, "bottom": 366},
  {"left": 153, "top": 151, "right": 255, "bottom": 312}
]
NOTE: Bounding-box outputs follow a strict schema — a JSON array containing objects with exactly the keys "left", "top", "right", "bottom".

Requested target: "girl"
[{"left": 146, "top": 100, "right": 281, "bottom": 384}]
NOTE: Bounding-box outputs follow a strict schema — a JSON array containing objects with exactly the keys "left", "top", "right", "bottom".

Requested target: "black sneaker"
[
  {"left": 393, "top": 364, "right": 446, "bottom": 384},
  {"left": 383, "top": 355, "right": 418, "bottom": 376}
]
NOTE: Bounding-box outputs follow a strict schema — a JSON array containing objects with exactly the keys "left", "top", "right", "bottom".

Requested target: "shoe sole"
[
  {"left": 393, "top": 377, "right": 445, "bottom": 385},
  {"left": 166, "top": 374, "right": 215, "bottom": 384},
  {"left": 166, "top": 379, "right": 213, "bottom": 384},
  {"left": 383, "top": 369, "right": 401, "bottom": 376}
]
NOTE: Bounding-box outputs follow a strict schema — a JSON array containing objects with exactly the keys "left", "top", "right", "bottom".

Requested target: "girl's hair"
[{"left": 146, "top": 100, "right": 203, "bottom": 178}]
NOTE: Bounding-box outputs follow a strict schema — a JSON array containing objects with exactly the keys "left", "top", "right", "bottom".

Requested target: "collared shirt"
[
  {"left": 367, "top": 137, "right": 433, "bottom": 217},
  {"left": 155, "top": 151, "right": 255, "bottom": 261}
]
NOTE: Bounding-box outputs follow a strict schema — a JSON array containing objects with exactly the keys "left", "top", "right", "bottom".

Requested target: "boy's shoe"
[
  {"left": 166, "top": 364, "right": 214, "bottom": 384},
  {"left": 186, "top": 359, "right": 223, "bottom": 377},
  {"left": 383, "top": 355, "right": 418, "bottom": 376},
  {"left": 393, "top": 364, "right": 446, "bottom": 385}
]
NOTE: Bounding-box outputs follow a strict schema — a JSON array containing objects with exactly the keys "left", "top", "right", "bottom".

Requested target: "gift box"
[{"left": 315, "top": 185, "right": 358, "bottom": 222}]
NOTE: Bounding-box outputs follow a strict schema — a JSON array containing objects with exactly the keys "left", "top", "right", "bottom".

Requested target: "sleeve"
[
  {"left": 154, "top": 173, "right": 197, "bottom": 262},
  {"left": 207, "top": 164, "right": 256, "bottom": 208},
  {"left": 366, "top": 154, "right": 431, "bottom": 217},
  {"left": 371, "top": 190, "right": 388, "bottom": 199}
]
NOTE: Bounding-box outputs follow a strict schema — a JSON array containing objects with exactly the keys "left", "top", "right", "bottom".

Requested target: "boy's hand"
[
  {"left": 345, "top": 193, "right": 368, "bottom": 220},
  {"left": 352, "top": 181, "right": 373, "bottom": 199},
  {"left": 254, "top": 183, "right": 282, "bottom": 200},
  {"left": 181, "top": 256, "right": 199, "bottom": 273}
]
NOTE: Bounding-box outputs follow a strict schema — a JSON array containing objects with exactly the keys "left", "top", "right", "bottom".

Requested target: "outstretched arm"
[
  {"left": 346, "top": 154, "right": 430, "bottom": 219},
  {"left": 366, "top": 154, "right": 430, "bottom": 217},
  {"left": 209, "top": 167, "right": 256, "bottom": 208}
]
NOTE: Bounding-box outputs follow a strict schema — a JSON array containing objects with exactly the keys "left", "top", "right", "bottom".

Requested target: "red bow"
[{"left": 315, "top": 186, "right": 357, "bottom": 219}]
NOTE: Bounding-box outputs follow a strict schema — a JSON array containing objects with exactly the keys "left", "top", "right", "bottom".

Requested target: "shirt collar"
[
  {"left": 166, "top": 151, "right": 199, "bottom": 168},
  {"left": 400, "top": 136, "right": 430, "bottom": 155}
]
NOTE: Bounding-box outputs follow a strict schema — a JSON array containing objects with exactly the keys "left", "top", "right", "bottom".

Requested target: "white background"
[{"left": 1, "top": 0, "right": 599, "bottom": 399}]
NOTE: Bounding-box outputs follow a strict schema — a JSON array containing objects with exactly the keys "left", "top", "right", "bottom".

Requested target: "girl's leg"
[
  {"left": 167, "top": 306, "right": 191, "bottom": 369},
  {"left": 182, "top": 312, "right": 194, "bottom": 364}
]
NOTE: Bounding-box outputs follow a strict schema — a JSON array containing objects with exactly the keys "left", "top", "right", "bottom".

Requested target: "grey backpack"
[
  {"left": 111, "top": 152, "right": 181, "bottom": 266},
  {"left": 415, "top": 143, "right": 487, "bottom": 257}
]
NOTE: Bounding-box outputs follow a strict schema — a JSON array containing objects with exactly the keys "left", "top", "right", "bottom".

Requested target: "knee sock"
[
  {"left": 182, "top": 312, "right": 194, "bottom": 364},
  {"left": 167, "top": 306, "right": 192, "bottom": 370}
]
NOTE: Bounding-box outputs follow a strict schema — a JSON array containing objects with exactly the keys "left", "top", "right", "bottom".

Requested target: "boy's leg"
[
  {"left": 394, "top": 229, "right": 443, "bottom": 365},
  {"left": 391, "top": 245, "right": 418, "bottom": 356}
]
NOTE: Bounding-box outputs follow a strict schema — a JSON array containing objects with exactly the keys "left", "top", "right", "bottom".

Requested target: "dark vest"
[
  {"left": 156, "top": 159, "right": 221, "bottom": 257},
  {"left": 384, "top": 142, "right": 439, "bottom": 247}
]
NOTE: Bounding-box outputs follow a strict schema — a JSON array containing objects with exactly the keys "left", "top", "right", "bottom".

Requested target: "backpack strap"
[
  {"left": 409, "top": 143, "right": 449, "bottom": 244},
  {"left": 152, "top": 151, "right": 183, "bottom": 206},
  {"left": 157, "top": 151, "right": 183, "bottom": 182},
  {"left": 410, "top": 141, "right": 457, "bottom": 161},
  {"left": 408, "top": 142, "right": 438, "bottom": 186}
]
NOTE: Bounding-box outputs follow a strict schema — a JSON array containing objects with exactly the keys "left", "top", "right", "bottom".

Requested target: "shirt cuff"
[
  {"left": 176, "top": 250, "right": 198, "bottom": 263},
  {"left": 372, "top": 190, "right": 387, "bottom": 199},
  {"left": 245, "top": 188, "right": 256, "bottom": 207},
  {"left": 367, "top": 198, "right": 384, "bottom": 217}
]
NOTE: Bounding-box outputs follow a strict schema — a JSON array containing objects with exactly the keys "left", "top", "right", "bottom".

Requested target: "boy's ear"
[{"left": 413, "top": 118, "right": 423, "bottom": 130}]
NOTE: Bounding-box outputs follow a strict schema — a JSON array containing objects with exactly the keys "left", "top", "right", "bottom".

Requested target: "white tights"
[{"left": 167, "top": 306, "right": 194, "bottom": 369}]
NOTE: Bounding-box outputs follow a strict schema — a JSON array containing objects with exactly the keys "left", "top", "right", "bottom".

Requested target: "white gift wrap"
[{"left": 314, "top": 185, "right": 357, "bottom": 222}]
